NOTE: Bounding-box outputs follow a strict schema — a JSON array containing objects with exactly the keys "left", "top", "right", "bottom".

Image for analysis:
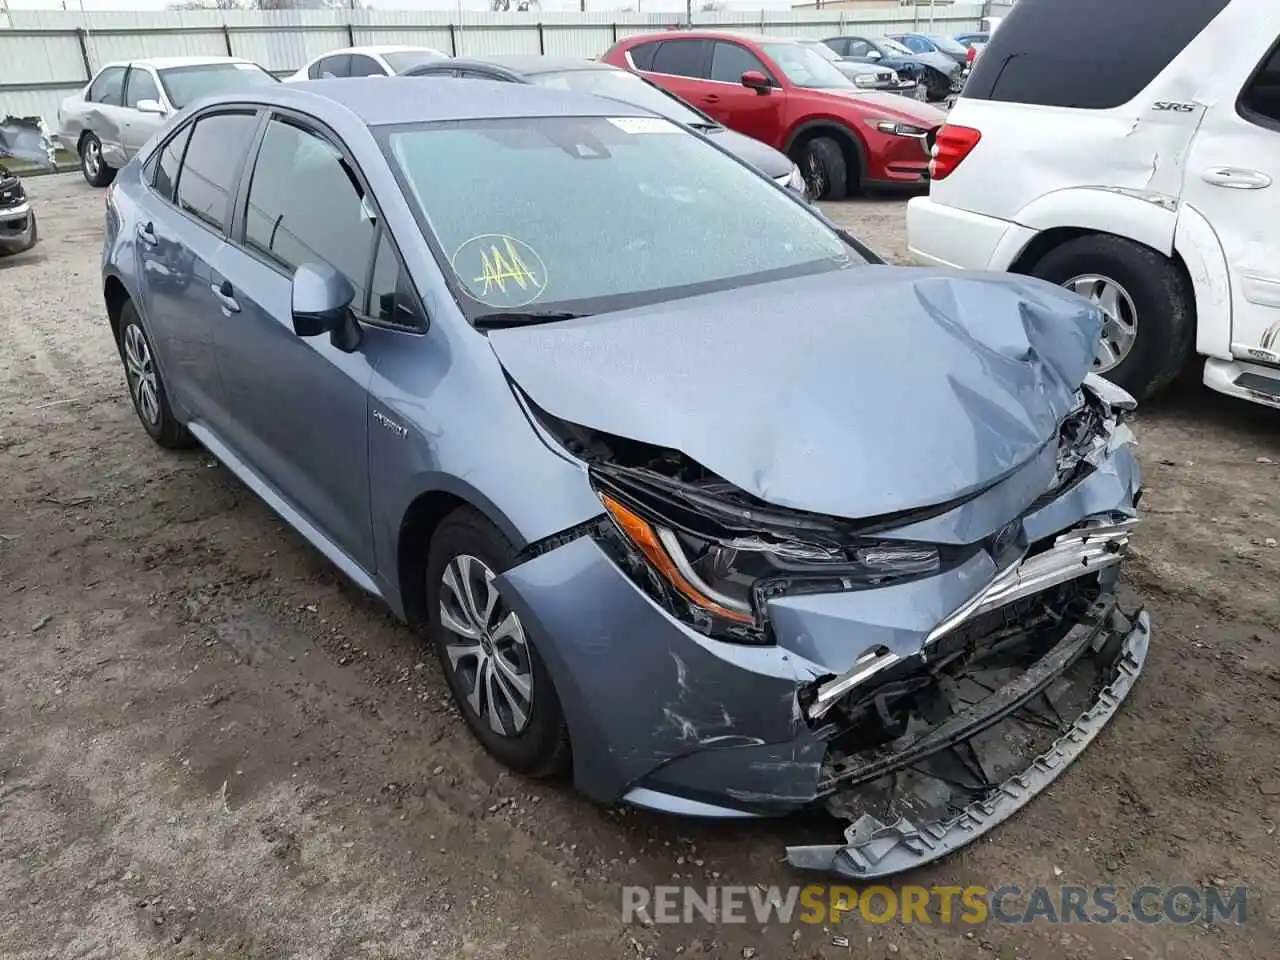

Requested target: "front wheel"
[
  {"left": 426, "top": 507, "right": 571, "bottom": 778},
  {"left": 1031, "top": 234, "right": 1195, "bottom": 401},
  {"left": 80, "top": 133, "right": 116, "bottom": 188},
  {"left": 800, "top": 137, "right": 849, "bottom": 201}
]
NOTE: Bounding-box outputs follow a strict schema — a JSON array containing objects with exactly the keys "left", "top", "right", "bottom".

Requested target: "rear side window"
[
  {"left": 965, "top": 0, "right": 1230, "bottom": 109},
  {"left": 314, "top": 55, "right": 351, "bottom": 79},
  {"left": 1240, "top": 37, "right": 1280, "bottom": 130},
  {"left": 627, "top": 42, "right": 659, "bottom": 71},
  {"left": 175, "top": 112, "right": 258, "bottom": 232},
  {"left": 242, "top": 118, "right": 375, "bottom": 309},
  {"left": 651, "top": 40, "right": 710, "bottom": 79},
  {"left": 153, "top": 123, "right": 192, "bottom": 202},
  {"left": 88, "top": 67, "right": 126, "bottom": 106}
]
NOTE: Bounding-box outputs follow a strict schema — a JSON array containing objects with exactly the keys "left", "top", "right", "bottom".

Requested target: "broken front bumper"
[{"left": 787, "top": 597, "right": 1149, "bottom": 878}]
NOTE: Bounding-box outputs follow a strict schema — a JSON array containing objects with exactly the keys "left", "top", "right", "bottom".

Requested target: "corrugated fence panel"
[
  {"left": 1, "top": 5, "right": 987, "bottom": 126},
  {"left": 0, "top": 32, "right": 85, "bottom": 87}
]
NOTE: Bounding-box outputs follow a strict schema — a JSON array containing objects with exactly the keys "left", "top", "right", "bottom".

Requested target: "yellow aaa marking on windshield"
[
  {"left": 474, "top": 237, "right": 538, "bottom": 296},
  {"left": 451, "top": 234, "right": 549, "bottom": 308}
]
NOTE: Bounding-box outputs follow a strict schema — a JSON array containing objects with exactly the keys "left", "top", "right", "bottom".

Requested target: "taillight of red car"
[
  {"left": 966, "top": 45, "right": 977, "bottom": 65},
  {"left": 928, "top": 124, "right": 981, "bottom": 180}
]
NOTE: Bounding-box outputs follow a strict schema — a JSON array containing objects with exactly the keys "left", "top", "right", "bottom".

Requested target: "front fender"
[{"left": 782, "top": 116, "right": 868, "bottom": 169}]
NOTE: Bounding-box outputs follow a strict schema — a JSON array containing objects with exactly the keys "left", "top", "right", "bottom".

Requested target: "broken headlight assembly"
[{"left": 592, "top": 473, "right": 957, "bottom": 645}]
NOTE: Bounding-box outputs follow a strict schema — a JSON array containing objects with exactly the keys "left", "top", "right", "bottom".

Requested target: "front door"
[
  {"left": 1181, "top": 33, "right": 1280, "bottom": 369},
  {"left": 121, "top": 66, "right": 167, "bottom": 159},
  {"left": 212, "top": 114, "right": 377, "bottom": 571},
  {"left": 706, "top": 40, "right": 785, "bottom": 146}
]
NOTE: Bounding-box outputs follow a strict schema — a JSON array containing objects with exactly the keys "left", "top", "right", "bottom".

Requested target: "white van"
[{"left": 907, "top": 0, "right": 1280, "bottom": 407}]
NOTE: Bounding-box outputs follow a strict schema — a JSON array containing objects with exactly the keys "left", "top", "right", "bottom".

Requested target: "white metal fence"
[{"left": 0, "top": 5, "right": 992, "bottom": 128}]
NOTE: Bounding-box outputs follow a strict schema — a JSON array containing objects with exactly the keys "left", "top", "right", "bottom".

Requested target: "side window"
[
  {"left": 242, "top": 118, "right": 375, "bottom": 312},
  {"left": 315, "top": 55, "right": 350, "bottom": 79},
  {"left": 650, "top": 40, "right": 711, "bottom": 79},
  {"left": 368, "top": 232, "right": 418, "bottom": 327},
  {"left": 175, "top": 112, "right": 258, "bottom": 232},
  {"left": 348, "top": 54, "right": 386, "bottom": 77},
  {"left": 826, "top": 39, "right": 848, "bottom": 57},
  {"left": 628, "top": 42, "right": 659, "bottom": 71},
  {"left": 459, "top": 69, "right": 500, "bottom": 80},
  {"left": 153, "top": 123, "right": 193, "bottom": 202},
  {"left": 710, "top": 42, "right": 769, "bottom": 84},
  {"left": 905, "top": 37, "right": 928, "bottom": 53},
  {"left": 88, "top": 67, "right": 126, "bottom": 106},
  {"left": 965, "top": 0, "right": 1230, "bottom": 110},
  {"left": 848, "top": 39, "right": 871, "bottom": 57},
  {"left": 124, "top": 68, "right": 161, "bottom": 109},
  {"left": 1240, "top": 38, "right": 1280, "bottom": 129}
]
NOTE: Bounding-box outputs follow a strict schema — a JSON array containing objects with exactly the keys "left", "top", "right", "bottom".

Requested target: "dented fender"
[{"left": 1012, "top": 186, "right": 1178, "bottom": 259}]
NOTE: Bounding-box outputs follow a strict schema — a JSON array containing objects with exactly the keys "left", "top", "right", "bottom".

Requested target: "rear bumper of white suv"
[{"left": 907, "top": 196, "right": 1034, "bottom": 271}]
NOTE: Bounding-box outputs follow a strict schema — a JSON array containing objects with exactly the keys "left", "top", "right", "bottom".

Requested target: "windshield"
[
  {"left": 531, "top": 68, "right": 714, "bottom": 129},
  {"left": 928, "top": 35, "right": 971, "bottom": 55},
  {"left": 384, "top": 116, "right": 857, "bottom": 320},
  {"left": 761, "top": 42, "right": 853, "bottom": 89},
  {"left": 799, "top": 41, "right": 841, "bottom": 63},
  {"left": 384, "top": 50, "right": 447, "bottom": 73},
  {"left": 877, "top": 38, "right": 914, "bottom": 56},
  {"left": 158, "top": 63, "right": 277, "bottom": 108}
]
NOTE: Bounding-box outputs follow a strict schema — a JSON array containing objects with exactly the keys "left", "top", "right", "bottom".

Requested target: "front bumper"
[{"left": 0, "top": 201, "right": 37, "bottom": 254}]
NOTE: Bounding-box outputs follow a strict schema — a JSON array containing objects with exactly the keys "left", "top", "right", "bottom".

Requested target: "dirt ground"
[{"left": 2, "top": 174, "right": 1279, "bottom": 960}]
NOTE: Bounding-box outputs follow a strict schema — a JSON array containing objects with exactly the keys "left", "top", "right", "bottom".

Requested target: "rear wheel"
[
  {"left": 426, "top": 507, "right": 571, "bottom": 778},
  {"left": 800, "top": 137, "right": 848, "bottom": 201},
  {"left": 80, "top": 133, "right": 115, "bottom": 188},
  {"left": 1030, "top": 234, "right": 1195, "bottom": 401},
  {"left": 116, "top": 301, "right": 194, "bottom": 449}
]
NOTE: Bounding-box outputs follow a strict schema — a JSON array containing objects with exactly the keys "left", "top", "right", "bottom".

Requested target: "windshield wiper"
[
  {"left": 472, "top": 310, "right": 589, "bottom": 330},
  {"left": 687, "top": 121, "right": 719, "bottom": 132}
]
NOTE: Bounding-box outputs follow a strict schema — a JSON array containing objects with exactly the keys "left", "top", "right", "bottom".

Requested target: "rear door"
[
  {"left": 348, "top": 54, "right": 388, "bottom": 77},
  {"left": 706, "top": 40, "right": 784, "bottom": 145},
  {"left": 632, "top": 39, "right": 713, "bottom": 113},
  {"left": 135, "top": 110, "right": 261, "bottom": 432},
  {"left": 312, "top": 54, "right": 351, "bottom": 79},
  {"left": 212, "top": 112, "right": 380, "bottom": 570},
  {"left": 84, "top": 66, "right": 130, "bottom": 167},
  {"left": 1181, "top": 32, "right": 1280, "bottom": 367},
  {"left": 120, "top": 66, "right": 165, "bottom": 158}
]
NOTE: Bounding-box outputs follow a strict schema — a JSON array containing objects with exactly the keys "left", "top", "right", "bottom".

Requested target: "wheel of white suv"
[
  {"left": 116, "top": 301, "right": 194, "bottom": 449},
  {"left": 1031, "top": 234, "right": 1195, "bottom": 401},
  {"left": 425, "top": 507, "right": 571, "bottom": 777}
]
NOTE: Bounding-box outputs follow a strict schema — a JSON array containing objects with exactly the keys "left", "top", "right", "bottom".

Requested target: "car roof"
[
  {"left": 105, "top": 56, "right": 258, "bottom": 70},
  {"left": 440, "top": 55, "right": 615, "bottom": 76},
  {"left": 622, "top": 30, "right": 801, "bottom": 45},
  {"left": 204, "top": 76, "right": 653, "bottom": 126},
  {"left": 316, "top": 45, "right": 444, "bottom": 57}
]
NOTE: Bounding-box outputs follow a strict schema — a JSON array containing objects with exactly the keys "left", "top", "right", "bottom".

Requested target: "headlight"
[
  {"left": 873, "top": 120, "right": 930, "bottom": 137},
  {"left": 596, "top": 489, "right": 944, "bottom": 643},
  {"left": 854, "top": 74, "right": 877, "bottom": 87}
]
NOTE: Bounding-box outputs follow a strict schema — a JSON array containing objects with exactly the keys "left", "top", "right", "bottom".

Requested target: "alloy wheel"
[
  {"left": 439, "top": 554, "right": 534, "bottom": 738},
  {"left": 122, "top": 323, "right": 161, "bottom": 426},
  {"left": 1066, "top": 274, "right": 1139, "bottom": 373},
  {"left": 803, "top": 149, "right": 827, "bottom": 200},
  {"left": 83, "top": 140, "right": 100, "bottom": 178}
]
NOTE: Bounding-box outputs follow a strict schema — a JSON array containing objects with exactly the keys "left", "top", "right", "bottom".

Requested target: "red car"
[{"left": 601, "top": 31, "right": 947, "bottom": 200}]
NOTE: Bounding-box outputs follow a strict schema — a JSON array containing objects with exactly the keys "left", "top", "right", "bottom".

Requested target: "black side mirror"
[
  {"left": 740, "top": 70, "right": 772, "bottom": 95},
  {"left": 291, "top": 262, "right": 362, "bottom": 352}
]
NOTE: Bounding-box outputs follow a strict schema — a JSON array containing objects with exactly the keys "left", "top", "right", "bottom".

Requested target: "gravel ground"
[{"left": 2, "top": 175, "right": 1280, "bottom": 960}]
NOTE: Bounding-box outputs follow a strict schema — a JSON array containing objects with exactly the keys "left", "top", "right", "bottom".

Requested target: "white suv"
[{"left": 908, "top": 0, "right": 1280, "bottom": 408}]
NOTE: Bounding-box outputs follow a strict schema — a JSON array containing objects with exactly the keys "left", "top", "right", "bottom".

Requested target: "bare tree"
[{"left": 490, "top": 0, "right": 542, "bottom": 10}]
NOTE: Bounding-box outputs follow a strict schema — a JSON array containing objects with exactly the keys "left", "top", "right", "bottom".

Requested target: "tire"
[
  {"left": 426, "top": 507, "right": 571, "bottom": 778},
  {"left": 116, "top": 301, "right": 195, "bottom": 449},
  {"left": 80, "top": 133, "right": 116, "bottom": 188},
  {"left": 1030, "top": 234, "right": 1195, "bottom": 401},
  {"left": 923, "top": 69, "right": 951, "bottom": 102},
  {"left": 800, "top": 136, "right": 848, "bottom": 201}
]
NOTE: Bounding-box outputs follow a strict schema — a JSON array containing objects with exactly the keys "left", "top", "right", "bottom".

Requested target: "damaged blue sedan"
[{"left": 101, "top": 79, "right": 1148, "bottom": 879}]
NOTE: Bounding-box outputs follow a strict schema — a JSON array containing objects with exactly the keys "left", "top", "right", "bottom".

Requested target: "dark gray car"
[
  {"left": 101, "top": 78, "right": 1149, "bottom": 879},
  {"left": 403, "top": 55, "right": 807, "bottom": 197}
]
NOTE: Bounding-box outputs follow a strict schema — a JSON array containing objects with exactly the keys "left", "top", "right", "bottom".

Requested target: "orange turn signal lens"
[{"left": 600, "top": 494, "right": 755, "bottom": 624}]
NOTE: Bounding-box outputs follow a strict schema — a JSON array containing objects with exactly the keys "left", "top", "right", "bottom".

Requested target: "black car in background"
[
  {"left": 0, "top": 116, "right": 48, "bottom": 257},
  {"left": 403, "top": 55, "right": 808, "bottom": 198},
  {"left": 823, "top": 35, "right": 962, "bottom": 102}
]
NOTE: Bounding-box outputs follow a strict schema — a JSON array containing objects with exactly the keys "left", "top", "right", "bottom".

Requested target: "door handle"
[
  {"left": 136, "top": 222, "right": 158, "bottom": 247},
  {"left": 1201, "top": 166, "right": 1272, "bottom": 190},
  {"left": 701, "top": 94, "right": 720, "bottom": 103},
  {"left": 210, "top": 280, "right": 241, "bottom": 314}
]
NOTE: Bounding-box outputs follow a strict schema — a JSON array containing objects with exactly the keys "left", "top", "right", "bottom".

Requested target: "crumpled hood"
[{"left": 488, "top": 266, "right": 1102, "bottom": 520}]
